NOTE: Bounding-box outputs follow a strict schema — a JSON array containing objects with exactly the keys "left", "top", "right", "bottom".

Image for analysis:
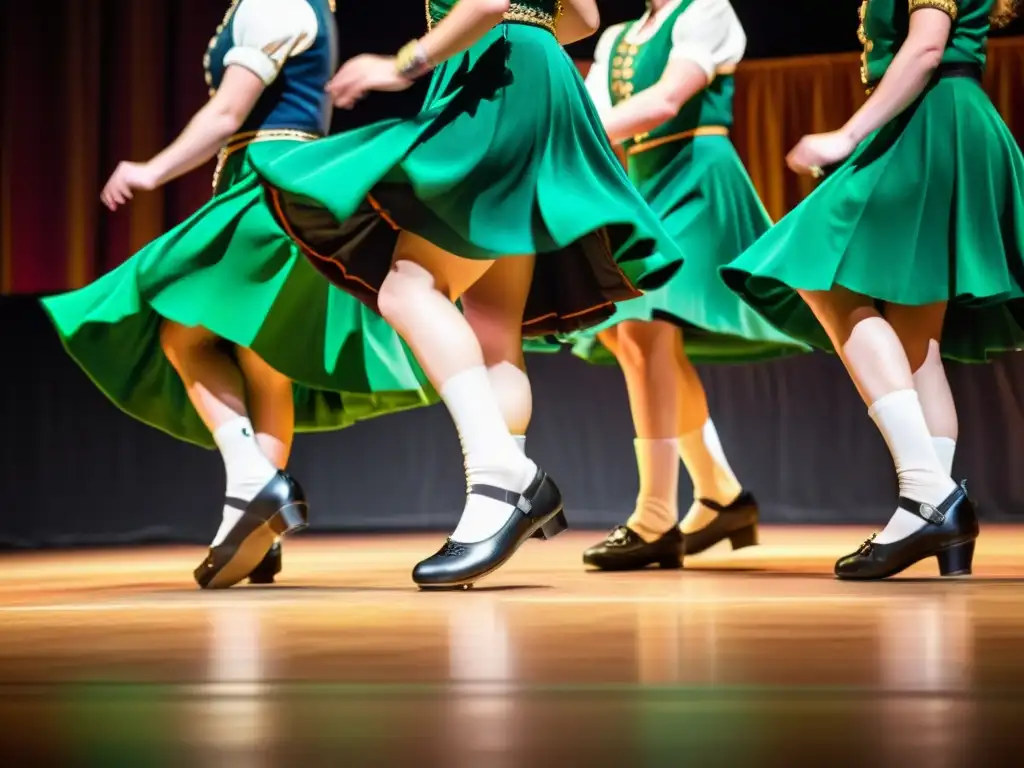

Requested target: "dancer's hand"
[
  {"left": 327, "top": 55, "right": 413, "bottom": 109},
  {"left": 101, "top": 161, "right": 159, "bottom": 211},
  {"left": 786, "top": 131, "right": 856, "bottom": 178}
]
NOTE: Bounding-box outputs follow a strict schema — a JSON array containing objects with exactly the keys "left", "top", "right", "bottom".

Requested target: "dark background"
[{"left": 2, "top": 1, "right": 1024, "bottom": 548}]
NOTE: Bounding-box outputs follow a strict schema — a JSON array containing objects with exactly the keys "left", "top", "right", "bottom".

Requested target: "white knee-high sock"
[
  {"left": 441, "top": 368, "right": 537, "bottom": 544},
  {"left": 678, "top": 419, "right": 742, "bottom": 534},
  {"left": 869, "top": 390, "right": 958, "bottom": 544},
  {"left": 211, "top": 417, "right": 278, "bottom": 546},
  {"left": 513, "top": 435, "right": 526, "bottom": 454},
  {"left": 626, "top": 438, "right": 680, "bottom": 542}
]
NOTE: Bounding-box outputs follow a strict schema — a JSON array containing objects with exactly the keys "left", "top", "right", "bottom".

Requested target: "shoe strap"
[
  {"left": 469, "top": 483, "right": 533, "bottom": 515},
  {"left": 696, "top": 491, "right": 752, "bottom": 512},
  {"left": 898, "top": 482, "right": 966, "bottom": 525}
]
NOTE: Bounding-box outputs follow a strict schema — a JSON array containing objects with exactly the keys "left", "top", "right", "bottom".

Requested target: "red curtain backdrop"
[{"left": 2, "top": 5, "right": 1022, "bottom": 294}]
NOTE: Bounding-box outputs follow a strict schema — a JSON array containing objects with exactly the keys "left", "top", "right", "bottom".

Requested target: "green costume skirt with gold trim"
[
  {"left": 721, "top": 76, "right": 1024, "bottom": 363},
  {"left": 550, "top": 134, "right": 810, "bottom": 365},
  {"left": 41, "top": 141, "right": 437, "bottom": 449},
  {"left": 250, "top": 23, "right": 683, "bottom": 336}
]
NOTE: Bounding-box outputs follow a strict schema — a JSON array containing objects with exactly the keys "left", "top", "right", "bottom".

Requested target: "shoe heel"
[
  {"left": 270, "top": 502, "right": 308, "bottom": 536},
  {"left": 728, "top": 524, "right": 758, "bottom": 550},
  {"left": 937, "top": 540, "right": 975, "bottom": 577},
  {"left": 531, "top": 510, "right": 568, "bottom": 541}
]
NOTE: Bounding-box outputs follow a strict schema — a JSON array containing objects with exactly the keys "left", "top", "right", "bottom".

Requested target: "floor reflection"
[
  {"left": 0, "top": 532, "right": 1023, "bottom": 763},
  {"left": 191, "top": 605, "right": 270, "bottom": 766},
  {"left": 876, "top": 593, "right": 973, "bottom": 767},
  {"left": 446, "top": 599, "right": 516, "bottom": 767}
]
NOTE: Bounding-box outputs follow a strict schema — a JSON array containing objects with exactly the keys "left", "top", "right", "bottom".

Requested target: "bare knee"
[
  {"left": 378, "top": 259, "right": 453, "bottom": 323},
  {"left": 883, "top": 303, "right": 946, "bottom": 373},
  {"left": 798, "top": 289, "right": 879, "bottom": 347},
  {"left": 615, "top": 321, "right": 678, "bottom": 369}
]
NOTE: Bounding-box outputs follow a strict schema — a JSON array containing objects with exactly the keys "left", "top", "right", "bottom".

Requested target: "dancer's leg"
[
  {"left": 159, "top": 322, "right": 277, "bottom": 546},
  {"left": 884, "top": 303, "right": 956, "bottom": 475},
  {"left": 235, "top": 347, "right": 295, "bottom": 471},
  {"left": 376, "top": 232, "right": 537, "bottom": 545},
  {"left": 798, "top": 288, "right": 956, "bottom": 544},
  {"left": 460, "top": 255, "right": 535, "bottom": 452},
  {"left": 671, "top": 333, "right": 745, "bottom": 534},
  {"left": 608, "top": 320, "right": 682, "bottom": 542}
]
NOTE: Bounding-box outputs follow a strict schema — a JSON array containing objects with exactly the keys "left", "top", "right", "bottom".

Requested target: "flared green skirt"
[
  {"left": 720, "top": 76, "right": 1024, "bottom": 363},
  {"left": 558, "top": 135, "right": 810, "bottom": 365},
  {"left": 251, "top": 23, "right": 683, "bottom": 336},
  {"left": 41, "top": 142, "right": 437, "bottom": 449}
]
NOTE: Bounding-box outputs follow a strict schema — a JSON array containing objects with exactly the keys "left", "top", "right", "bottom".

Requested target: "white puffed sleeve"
[
  {"left": 584, "top": 24, "right": 624, "bottom": 115},
  {"left": 223, "top": 0, "right": 319, "bottom": 86},
  {"left": 669, "top": 0, "right": 747, "bottom": 79}
]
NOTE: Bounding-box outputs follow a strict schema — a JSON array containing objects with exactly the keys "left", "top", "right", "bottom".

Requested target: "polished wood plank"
[{"left": 1, "top": 527, "right": 1023, "bottom": 763}]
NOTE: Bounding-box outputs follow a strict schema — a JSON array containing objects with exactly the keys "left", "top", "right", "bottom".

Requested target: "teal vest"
[
  {"left": 859, "top": 0, "right": 992, "bottom": 89},
  {"left": 608, "top": 2, "right": 736, "bottom": 175},
  {"left": 204, "top": 0, "right": 337, "bottom": 136}
]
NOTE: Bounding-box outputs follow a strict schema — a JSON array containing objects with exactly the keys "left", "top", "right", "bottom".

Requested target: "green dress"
[
  {"left": 554, "top": 1, "right": 808, "bottom": 366},
  {"left": 720, "top": 0, "right": 1024, "bottom": 362},
  {"left": 251, "top": 1, "right": 685, "bottom": 337},
  {"left": 41, "top": 0, "right": 437, "bottom": 449}
]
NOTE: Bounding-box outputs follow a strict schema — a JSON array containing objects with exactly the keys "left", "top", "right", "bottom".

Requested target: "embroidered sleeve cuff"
[
  {"left": 223, "top": 46, "right": 281, "bottom": 85},
  {"left": 909, "top": 0, "right": 959, "bottom": 20}
]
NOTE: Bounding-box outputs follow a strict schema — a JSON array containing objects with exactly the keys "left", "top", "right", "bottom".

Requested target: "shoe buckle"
[
  {"left": 516, "top": 495, "right": 532, "bottom": 514},
  {"left": 919, "top": 503, "right": 945, "bottom": 525}
]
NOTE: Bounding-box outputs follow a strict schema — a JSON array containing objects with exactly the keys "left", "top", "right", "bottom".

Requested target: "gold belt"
[
  {"left": 427, "top": 2, "right": 561, "bottom": 34},
  {"left": 503, "top": 2, "right": 561, "bottom": 34},
  {"left": 626, "top": 126, "right": 729, "bottom": 156},
  {"left": 211, "top": 128, "right": 320, "bottom": 191}
]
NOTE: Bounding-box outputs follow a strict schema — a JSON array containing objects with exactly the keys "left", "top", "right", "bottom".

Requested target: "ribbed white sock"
[
  {"left": 626, "top": 438, "right": 680, "bottom": 542},
  {"left": 870, "top": 390, "right": 957, "bottom": 544},
  {"left": 441, "top": 368, "right": 537, "bottom": 544},
  {"left": 211, "top": 417, "right": 278, "bottom": 547},
  {"left": 679, "top": 419, "right": 742, "bottom": 534}
]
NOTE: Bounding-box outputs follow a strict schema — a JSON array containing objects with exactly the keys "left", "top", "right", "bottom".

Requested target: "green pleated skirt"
[
  {"left": 41, "top": 141, "right": 438, "bottom": 449},
  {"left": 558, "top": 135, "right": 810, "bottom": 365},
  {"left": 720, "top": 76, "right": 1024, "bottom": 363},
  {"left": 251, "top": 22, "right": 683, "bottom": 336}
]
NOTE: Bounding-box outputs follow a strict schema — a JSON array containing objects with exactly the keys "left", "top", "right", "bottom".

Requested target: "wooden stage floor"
[{"left": 2, "top": 526, "right": 1024, "bottom": 765}]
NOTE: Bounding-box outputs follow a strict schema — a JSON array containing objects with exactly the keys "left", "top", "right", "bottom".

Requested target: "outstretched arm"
[
  {"left": 786, "top": 5, "right": 952, "bottom": 175},
  {"left": 557, "top": 0, "right": 600, "bottom": 45},
  {"left": 328, "top": 0, "right": 514, "bottom": 108},
  {"left": 597, "top": 0, "right": 743, "bottom": 144},
  {"left": 601, "top": 59, "right": 708, "bottom": 144},
  {"left": 101, "top": 0, "right": 317, "bottom": 209},
  {"left": 841, "top": 6, "right": 952, "bottom": 145}
]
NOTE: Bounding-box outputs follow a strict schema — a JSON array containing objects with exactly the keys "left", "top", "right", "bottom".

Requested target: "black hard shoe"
[
  {"left": 247, "top": 540, "right": 283, "bottom": 584},
  {"left": 835, "top": 481, "right": 979, "bottom": 581},
  {"left": 412, "top": 468, "right": 565, "bottom": 589},
  {"left": 682, "top": 491, "right": 759, "bottom": 556},
  {"left": 194, "top": 472, "right": 308, "bottom": 589},
  {"left": 582, "top": 526, "right": 684, "bottom": 571}
]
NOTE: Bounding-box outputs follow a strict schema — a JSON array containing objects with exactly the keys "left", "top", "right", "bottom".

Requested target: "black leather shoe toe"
[
  {"left": 583, "top": 526, "right": 683, "bottom": 571},
  {"left": 413, "top": 469, "right": 565, "bottom": 589},
  {"left": 194, "top": 472, "right": 307, "bottom": 590}
]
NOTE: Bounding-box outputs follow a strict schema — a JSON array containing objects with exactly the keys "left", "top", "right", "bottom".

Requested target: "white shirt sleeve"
[
  {"left": 223, "top": 0, "right": 320, "bottom": 86},
  {"left": 584, "top": 24, "right": 623, "bottom": 115},
  {"left": 669, "top": 0, "right": 747, "bottom": 79}
]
